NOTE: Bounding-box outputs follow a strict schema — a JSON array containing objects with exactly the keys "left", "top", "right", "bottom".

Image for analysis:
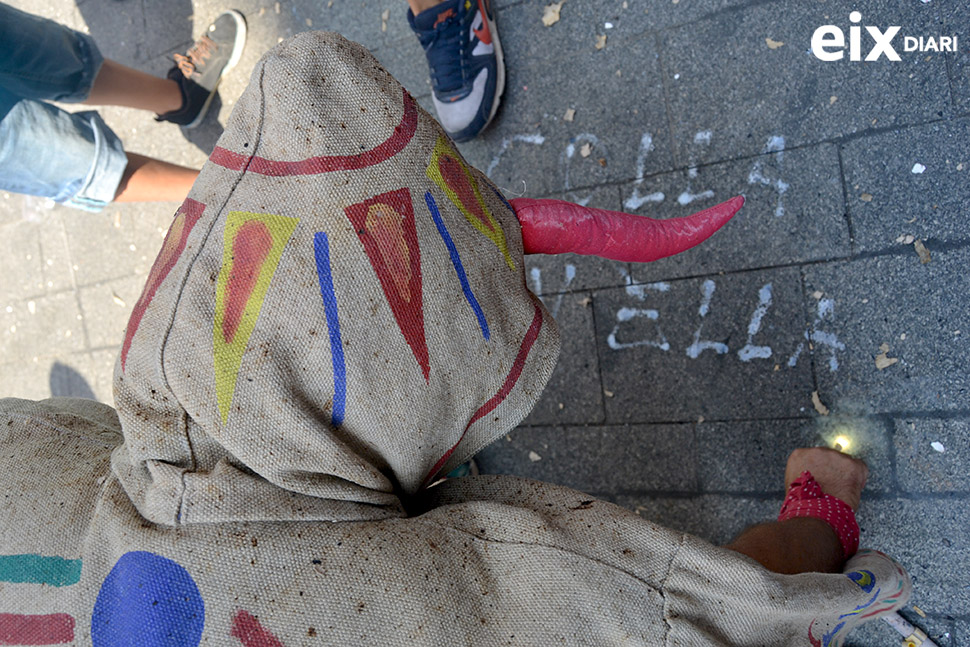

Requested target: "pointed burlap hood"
[{"left": 111, "top": 32, "right": 560, "bottom": 527}]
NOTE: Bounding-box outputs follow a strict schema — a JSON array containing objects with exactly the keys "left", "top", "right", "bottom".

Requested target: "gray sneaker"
[{"left": 157, "top": 10, "right": 247, "bottom": 129}]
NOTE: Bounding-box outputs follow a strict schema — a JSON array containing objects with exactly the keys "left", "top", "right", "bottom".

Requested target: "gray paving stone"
[
  {"left": 62, "top": 205, "right": 175, "bottom": 287},
  {"left": 142, "top": 0, "right": 196, "bottom": 61},
  {"left": 842, "top": 119, "right": 970, "bottom": 253},
  {"left": 77, "top": 276, "right": 145, "bottom": 350},
  {"left": 522, "top": 290, "right": 605, "bottom": 426},
  {"left": 314, "top": 0, "right": 386, "bottom": 51},
  {"left": 661, "top": 0, "right": 952, "bottom": 167},
  {"left": 0, "top": 192, "right": 23, "bottom": 227},
  {"left": 858, "top": 498, "right": 970, "bottom": 615},
  {"left": 36, "top": 215, "right": 77, "bottom": 295},
  {"left": 586, "top": 0, "right": 749, "bottom": 36},
  {"left": 0, "top": 221, "right": 46, "bottom": 300},
  {"left": 845, "top": 611, "right": 953, "bottom": 647},
  {"left": 941, "top": 3, "right": 969, "bottom": 110},
  {"left": 612, "top": 493, "right": 778, "bottom": 546},
  {"left": 696, "top": 416, "right": 894, "bottom": 494},
  {"left": 894, "top": 418, "right": 970, "bottom": 493},
  {"left": 496, "top": 0, "right": 640, "bottom": 67},
  {"left": 595, "top": 266, "right": 815, "bottom": 422},
  {"left": 480, "top": 423, "right": 696, "bottom": 494},
  {"left": 75, "top": 0, "right": 153, "bottom": 64},
  {"left": 0, "top": 291, "right": 86, "bottom": 359},
  {"left": 377, "top": 0, "right": 414, "bottom": 48},
  {"left": 372, "top": 35, "right": 433, "bottom": 99},
  {"left": 955, "top": 620, "right": 969, "bottom": 647},
  {"left": 0, "top": 351, "right": 116, "bottom": 404},
  {"left": 629, "top": 143, "right": 848, "bottom": 282},
  {"left": 82, "top": 349, "right": 121, "bottom": 403},
  {"left": 803, "top": 250, "right": 970, "bottom": 414},
  {"left": 0, "top": 358, "right": 64, "bottom": 402}
]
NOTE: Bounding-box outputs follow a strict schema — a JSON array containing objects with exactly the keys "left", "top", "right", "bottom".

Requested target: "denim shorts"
[{"left": 0, "top": 4, "right": 127, "bottom": 212}]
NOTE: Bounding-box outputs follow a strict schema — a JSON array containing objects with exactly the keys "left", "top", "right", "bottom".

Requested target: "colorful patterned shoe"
[
  {"left": 409, "top": 0, "right": 505, "bottom": 142},
  {"left": 157, "top": 10, "right": 247, "bottom": 129}
]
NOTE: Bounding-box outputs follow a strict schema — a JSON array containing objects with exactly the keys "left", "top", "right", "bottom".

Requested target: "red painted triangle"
[{"left": 345, "top": 188, "right": 430, "bottom": 381}]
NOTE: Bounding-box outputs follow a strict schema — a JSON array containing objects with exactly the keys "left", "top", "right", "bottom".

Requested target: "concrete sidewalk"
[{"left": 1, "top": 0, "right": 967, "bottom": 643}]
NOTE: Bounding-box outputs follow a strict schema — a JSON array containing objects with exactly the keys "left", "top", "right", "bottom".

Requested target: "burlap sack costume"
[{"left": 0, "top": 33, "right": 909, "bottom": 646}]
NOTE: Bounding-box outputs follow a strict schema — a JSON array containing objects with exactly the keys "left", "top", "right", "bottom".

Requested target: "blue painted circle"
[{"left": 92, "top": 550, "right": 204, "bottom": 647}]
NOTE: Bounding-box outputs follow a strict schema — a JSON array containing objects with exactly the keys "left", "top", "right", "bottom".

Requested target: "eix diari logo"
[{"left": 811, "top": 11, "right": 958, "bottom": 61}]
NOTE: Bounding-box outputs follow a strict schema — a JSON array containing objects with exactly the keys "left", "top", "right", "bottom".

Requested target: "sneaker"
[
  {"left": 157, "top": 10, "right": 247, "bottom": 129},
  {"left": 409, "top": 0, "right": 505, "bottom": 142}
]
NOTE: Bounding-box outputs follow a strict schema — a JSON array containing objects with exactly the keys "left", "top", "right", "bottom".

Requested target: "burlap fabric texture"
[{"left": 0, "top": 32, "right": 909, "bottom": 646}]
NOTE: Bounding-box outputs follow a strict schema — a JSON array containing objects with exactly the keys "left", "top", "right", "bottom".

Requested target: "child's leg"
[
  {"left": 113, "top": 153, "right": 198, "bottom": 203},
  {"left": 82, "top": 60, "right": 182, "bottom": 115}
]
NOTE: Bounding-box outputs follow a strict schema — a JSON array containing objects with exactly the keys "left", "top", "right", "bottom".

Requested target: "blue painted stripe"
[
  {"left": 0, "top": 554, "right": 81, "bottom": 587},
  {"left": 313, "top": 232, "right": 347, "bottom": 426},
  {"left": 425, "top": 192, "right": 490, "bottom": 340},
  {"left": 489, "top": 184, "right": 516, "bottom": 216}
]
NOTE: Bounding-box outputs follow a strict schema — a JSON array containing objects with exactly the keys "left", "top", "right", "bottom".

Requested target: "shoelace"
[
  {"left": 174, "top": 35, "right": 216, "bottom": 77},
  {"left": 421, "top": 18, "right": 465, "bottom": 95}
]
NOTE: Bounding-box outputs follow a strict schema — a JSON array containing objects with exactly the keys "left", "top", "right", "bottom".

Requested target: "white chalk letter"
[
  {"left": 686, "top": 280, "right": 729, "bottom": 359},
  {"left": 737, "top": 283, "right": 774, "bottom": 362}
]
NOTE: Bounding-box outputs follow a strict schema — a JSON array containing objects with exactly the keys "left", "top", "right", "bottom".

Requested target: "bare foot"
[{"left": 784, "top": 447, "right": 868, "bottom": 510}]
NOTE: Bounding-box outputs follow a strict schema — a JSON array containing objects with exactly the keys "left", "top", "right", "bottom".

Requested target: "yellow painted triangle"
[
  {"left": 427, "top": 135, "right": 515, "bottom": 270},
  {"left": 214, "top": 211, "right": 299, "bottom": 423}
]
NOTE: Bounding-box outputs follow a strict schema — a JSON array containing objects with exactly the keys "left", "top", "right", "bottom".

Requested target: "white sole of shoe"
[
  {"left": 482, "top": 5, "right": 505, "bottom": 132},
  {"left": 184, "top": 10, "right": 248, "bottom": 129}
]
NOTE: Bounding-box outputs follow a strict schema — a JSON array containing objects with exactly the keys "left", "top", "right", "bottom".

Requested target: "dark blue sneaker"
[{"left": 409, "top": 0, "right": 505, "bottom": 142}]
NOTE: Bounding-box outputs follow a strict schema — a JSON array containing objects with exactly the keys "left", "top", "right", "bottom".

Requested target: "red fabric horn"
[{"left": 511, "top": 195, "right": 744, "bottom": 263}]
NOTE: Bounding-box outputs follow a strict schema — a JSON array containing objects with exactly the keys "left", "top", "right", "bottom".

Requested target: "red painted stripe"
[
  {"left": 858, "top": 605, "right": 898, "bottom": 620},
  {"left": 0, "top": 613, "right": 74, "bottom": 645},
  {"left": 231, "top": 610, "right": 285, "bottom": 647},
  {"left": 121, "top": 198, "right": 204, "bottom": 370},
  {"left": 422, "top": 300, "right": 543, "bottom": 486},
  {"left": 222, "top": 220, "right": 273, "bottom": 343},
  {"left": 209, "top": 89, "right": 417, "bottom": 176}
]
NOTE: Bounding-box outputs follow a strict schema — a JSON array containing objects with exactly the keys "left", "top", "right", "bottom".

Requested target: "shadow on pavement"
[{"left": 49, "top": 362, "right": 97, "bottom": 400}]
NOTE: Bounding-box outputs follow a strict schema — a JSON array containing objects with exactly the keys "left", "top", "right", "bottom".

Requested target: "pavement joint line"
[
  {"left": 58, "top": 217, "right": 93, "bottom": 353},
  {"left": 944, "top": 51, "right": 957, "bottom": 107},
  {"left": 615, "top": 0, "right": 785, "bottom": 45},
  {"left": 585, "top": 488, "right": 970, "bottom": 502},
  {"left": 524, "top": 240, "right": 965, "bottom": 301},
  {"left": 653, "top": 30, "right": 680, "bottom": 170},
  {"left": 74, "top": 345, "right": 125, "bottom": 355},
  {"left": 524, "top": 115, "right": 962, "bottom": 197},
  {"left": 517, "top": 409, "right": 970, "bottom": 429},
  {"left": 587, "top": 294, "right": 609, "bottom": 423},
  {"left": 797, "top": 266, "right": 822, "bottom": 399},
  {"left": 519, "top": 413, "right": 817, "bottom": 428},
  {"left": 835, "top": 146, "right": 855, "bottom": 257},
  {"left": 831, "top": 114, "right": 964, "bottom": 146},
  {"left": 880, "top": 415, "right": 902, "bottom": 496},
  {"left": 865, "top": 409, "right": 970, "bottom": 421}
]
